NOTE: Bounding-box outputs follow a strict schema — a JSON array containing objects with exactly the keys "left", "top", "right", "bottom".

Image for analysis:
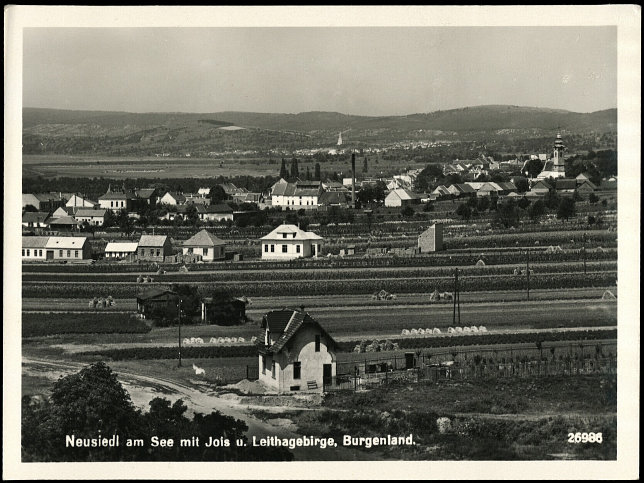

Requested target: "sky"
[{"left": 22, "top": 26, "right": 617, "bottom": 116}]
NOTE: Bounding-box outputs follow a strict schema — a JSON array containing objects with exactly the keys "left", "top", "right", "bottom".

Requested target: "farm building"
[
  {"left": 530, "top": 180, "right": 553, "bottom": 196},
  {"left": 384, "top": 188, "right": 423, "bottom": 207},
  {"left": 260, "top": 224, "right": 323, "bottom": 260},
  {"left": 257, "top": 309, "right": 337, "bottom": 393},
  {"left": 201, "top": 296, "right": 248, "bottom": 325},
  {"left": 137, "top": 235, "right": 172, "bottom": 262},
  {"left": 555, "top": 179, "right": 578, "bottom": 194},
  {"left": 182, "top": 229, "right": 226, "bottom": 261},
  {"left": 197, "top": 204, "right": 234, "bottom": 222},
  {"left": 136, "top": 288, "right": 178, "bottom": 320},
  {"left": 75, "top": 209, "right": 107, "bottom": 226},
  {"left": 47, "top": 216, "right": 81, "bottom": 232},
  {"left": 104, "top": 241, "right": 138, "bottom": 260},
  {"left": 576, "top": 180, "right": 598, "bottom": 196},
  {"left": 418, "top": 224, "right": 444, "bottom": 252},
  {"left": 184, "top": 193, "right": 211, "bottom": 205},
  {"left": 134, "top": 188, "right": 158, "bottom": 206},
  {"left": 318, "top": 191, "right": 350, "bottom": 208},
  {"left": 21, "top": 236, "right": 49, "bottom": 260},
  {"left": 23, "top": 236, "right": 91, "bottom": 261},
  {"left": 22, "top": 212, "right": 51, "bottom": 230},
  {"left": 22, "top": 193, "right": 67, "bottom": 211}
]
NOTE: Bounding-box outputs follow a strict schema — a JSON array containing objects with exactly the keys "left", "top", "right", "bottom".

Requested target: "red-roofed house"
[{"left": 257, "top": 309, "right": 337, "bottom": 393}]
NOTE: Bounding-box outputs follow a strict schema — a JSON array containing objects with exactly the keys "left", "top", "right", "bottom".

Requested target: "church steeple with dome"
[{"left": 536, "top": 132, "right": 567, "bottom": 179}]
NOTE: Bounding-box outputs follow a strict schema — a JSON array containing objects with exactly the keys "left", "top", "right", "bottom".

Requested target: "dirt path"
[{"left": 22, "top": 357, "right": 379, "bottom": 461}]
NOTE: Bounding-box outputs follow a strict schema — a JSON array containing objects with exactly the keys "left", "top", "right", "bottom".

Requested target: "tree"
[
  {"left": 476, "top": 196, "right": 490, "bottom": 213},
  {"left": 455, "top": 203, "right": 472, "bottom": 221},
  {"left": 401, "top": 205, "right": 414, "bottom": 218},
  {"left": 305, "top": 166, "right": 311, "bottom": 180},
  {"left": 496, "top": 199, "right": 521, "bottom": 228},
  {"left": 314, "top": 162, "right": 321, "bottom": 180},
  {"left": 556, "top": 197, "right": 576, "bottom": 220},
  {"left": 363, "top": 156, "right": 368, "bottom": 173},
  {"left": 184, "top": 204, "right": 199, "bottom": 227},
  {"left": 116, "top": 209, "right": 134, "bottom": 236},
  {"left": 517, "top": 196, "right": 531, "bottom": 210},
  {"left": 103, "top": 209, "right": 116, "bottom": 228},
  {"left": 589, "top": 193, "right": 600, "bottom": 204},
  {"left": 279, "top": 158, "right": 288, "bottom": 179},
  {"left": 208, "top": 185, "right": 228, "bottom": 203},
  {"left": 23, "top": 204, "right": 39, "bottom": 212},
  {"left": 513, "top": 177, "right": 529, "bottom": 193},
  {"left": 524, "top": 159, "right": 545, "bottom": 178},
  {"left": 290, "top": 158, "right": 299, "bottom": 180}
]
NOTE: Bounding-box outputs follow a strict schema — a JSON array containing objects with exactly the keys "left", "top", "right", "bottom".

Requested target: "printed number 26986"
[{"left": 568, "top": 432, "right": 603, "bottom": 443}]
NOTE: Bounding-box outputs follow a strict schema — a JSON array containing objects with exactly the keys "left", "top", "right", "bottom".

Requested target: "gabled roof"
[
  {"left": 576, "top": 172, "right": 591, "bottom": 180},
  {"left": 48, "top": 216, "right": 80, "bottom": 226},
  {"left": 22, "top": 236, "right": 50, "bottom": 248},
  {"left": 260, "top": 309, "right": 337, "bottom": 354},
  {"left": 138, "top": 235, "right": 168, "bottom": 247},
  {"left": 201, "top": 203, "right": 233, "bottom": 214},
  {"left": 137, "top": 287, "right": 177, "bottom": 301},
  {"left": 105, "top": 242, "right": 138, "bottom": 252},
  {"left": 135, "top": 188, "right": 157, "bottom": 199},
  {"left": 45, "top": 236, "right": 87, "bottom": 249},
  {"left": 22, "top": 212, "right": 50, "bottom": 224},
  {"left": 183, "top": 229, "right": 226, "bottom": 247},
  {"left": 98, "top": 190, "right": 136, "bottom": 200},
  {"left": 260, "top": 224, "right": 323, "bottom": 241},
  {"left": 162, "top": 191, "right": 186, "bottom": 203},
  {"left": 556, "top": 179, "right": 577, "bottom": 190},
  {"left": 578, "top": 180, "right": 598, "bottom": 190},
  {"left": 319, "top": 191, "right": 349, "bottom": 205},
  {"left": 456, "top": 183, "right": 476, "bottom": 193},
  {"left": 387, "top": 188, "right": 422, "bottom": 200},
  {"left": 75, "top": 209, "right": 107, "bottom": 217},
  {"left": 532, "top": 180, "right": 553, "bottom": 190}
]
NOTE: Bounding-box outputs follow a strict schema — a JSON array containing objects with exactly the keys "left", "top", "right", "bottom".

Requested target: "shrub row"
[
  {"left": 23, "top": 261, "right": 618, "bottom": 283},
  {"left": 337, "top": 329, "right": 617, "bottom": 352},
  {"left": 78, "top": 344, "right": 257, "bottom": 361},
  {"left": 22, "top": 313, "right": 150, "bottom": 337},
  {"left": 23, "top": 272, "right": 617, "bottom": 298}
]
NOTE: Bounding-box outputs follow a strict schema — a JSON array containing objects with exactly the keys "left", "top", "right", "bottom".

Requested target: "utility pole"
[
  {"left": 453, "top": 268, "right": 461, "bottom": 325},
  {"left": 177, "top": 298, "right": 182, "bottom": 367},
  {"left": 526, "top": 250, "right": 530, "bottom": 301}
]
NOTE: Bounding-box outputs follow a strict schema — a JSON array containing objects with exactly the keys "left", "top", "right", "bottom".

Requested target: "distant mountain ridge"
[{"left": 22, "top": 105, "right": 617, "bottom": 156}]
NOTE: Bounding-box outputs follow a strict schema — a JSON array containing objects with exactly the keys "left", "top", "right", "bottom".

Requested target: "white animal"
[
  {"left": 192, "top": 364, "right": 206, "bottom": 376},
  {"left": 447, "top": 327, "right": 455, "bottom": 333},
  {"left": 479, "top": 326, "right": 487, "bottom": 332},
  {"left": 401, "top": 329, "right": 410, "bottom": 336},
  {"left": 209, "top": 337, "right": 217, "bottom": 344}
]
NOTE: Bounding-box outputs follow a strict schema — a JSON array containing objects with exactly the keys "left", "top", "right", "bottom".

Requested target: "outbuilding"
[
  {"left": 182, "top": 229, "right": 226, "bottom": 261},
  {"left": 260, "top": 224, "right": 323, "bottom": 260},
  {"left": 137, "top": 235, "right": 172, "bottom": 262}
]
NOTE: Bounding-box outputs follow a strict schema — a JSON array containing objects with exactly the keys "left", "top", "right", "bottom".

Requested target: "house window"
[
  {"left": 271, "top": 361, "right": 276, "bottom": 379},
  {"left": 270, "top": 245, "right": 275, "bottom": 253},
  {"left": 67, "top": 250, "right": 71, "bottom": 257},
  {"left": 111, "top": 201, "right": 114, "bottom": 208},
  {"left": 27, "top": 249, "right": 30, "bottom": 256},
  {"left": 283, "top": 233, "right": 287, "bottom": 239},
  {"left": 264, "top": 244, "right": 268, "bottom": 253},
  {"left": 204, "top": 248, "right": 208, "bottom": 256},
  {"left": 39, "top": 250, "right": 43, "bottom": 256},
  {"left": 262, "top": 356, "right": 266, "bottom": 374},
  {"left": 22, "top": 249, "right": 25, "bottom": 256},
  {"left": 156, "top": 249, "right": 160, "bottom": 256},
  {"left": 59, "top": 250, "right": 63, "bottom": 257},
  {"left": 293, "top": 362, "right": 301, "bottom": 380},
  {"left": 296, "top": 245, "right": 301, "bottom": 253},
  {"left": 75, "top": 250, "right": 79, "bottom": 258},
  {"left": 282, "top": 245, "right": 288, "bottom": 253},
  {"left": 139, "top": 249, "right": 144, "bottom": 256},
  {"left": 315, "top": 335, "right": 321, "bottom": 352}
]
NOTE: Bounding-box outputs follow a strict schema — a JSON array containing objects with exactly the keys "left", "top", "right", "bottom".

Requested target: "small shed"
[{"left": 136, "top": 288, "right": 178, "bottom": 319}]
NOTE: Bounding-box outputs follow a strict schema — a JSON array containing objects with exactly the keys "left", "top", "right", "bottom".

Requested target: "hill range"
[{"left": 22, "top": 105, "right": 617, "bottom": 156}]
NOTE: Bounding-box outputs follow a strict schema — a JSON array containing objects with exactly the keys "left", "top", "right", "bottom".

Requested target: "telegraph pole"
[
  {"left": 582, "top": 232, "right": 587, "bottom": 274},
  {"left": 453, "top": 268, "right": 461, "bottom": 325},
  {"left": 177, "top": 298, "right": 182, "bottom": 367}
]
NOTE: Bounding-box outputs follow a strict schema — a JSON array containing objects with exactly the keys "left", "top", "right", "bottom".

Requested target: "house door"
[
  {"left": 323, "top": 364, "right": 332, "bottom": 386},
  {"left": 405, "top": 352, "right": 415, "bottom": 369},
  {"left": 46, "top": 250, "right": 54, "bottom": 260},
  {"left": 311, "top": 244, "right": 316, "bottom": 256}
]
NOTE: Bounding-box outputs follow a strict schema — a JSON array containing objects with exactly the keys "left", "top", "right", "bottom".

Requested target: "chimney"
[{"left": 351, "top": 153, "right": 356, "bottom": 209}]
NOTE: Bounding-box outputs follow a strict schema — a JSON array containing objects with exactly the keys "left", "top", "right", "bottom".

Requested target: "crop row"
[
  {"left": 337, "top": 329, "right": 618, "bottom": 352},
  {"left": 22, "top": 261, "right": 618, "bottom": 283},
  {"left": 22, "top": 272, "right": 617, "bottom": 298},
  {"left": 22, "top": 312, "right": 150, "bottom": 337}
]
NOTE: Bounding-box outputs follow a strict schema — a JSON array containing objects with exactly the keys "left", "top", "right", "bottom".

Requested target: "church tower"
[{"left": 552, "top": 133, "right": 566, "bottom": 174}]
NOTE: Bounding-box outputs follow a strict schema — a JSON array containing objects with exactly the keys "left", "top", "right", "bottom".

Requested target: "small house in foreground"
[
  {"left": 257, "top": 309, "right": 337, "bottom": 393},
  {"left": 182, "top": 229, "right": 226, "bottom": 261}
]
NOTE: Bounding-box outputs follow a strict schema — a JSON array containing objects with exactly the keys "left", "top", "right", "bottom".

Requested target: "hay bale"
[
  {"left": 470, "top": 326, "right": 479, "bottom": 332},
  {"left": 475, "top": 259, "right": 486, "bottom": 267},
  {"left": 429, "top": 290, "right": 441, "bottom": 302},
  {"left": 447, "top": 327, "right": 455, "bottom": 334},
  {"left": 209, "top": 337, "right": 217, "bottom": 344},
  {"left": 417, "top": 328, "right": 425, "bottom": 335},
  {"left": 478, "top": 326, "right": 487, "bottom": 332},
  {"left": 433, "top": 328, "right": 441, "bottom": 334},
  {"left": 455, "top": 327, "right": 463, "bottom": 333},
  {"left": 463, "top": 327, "right": 471, "bottom": 333},
  {"left": 401, "top": 329, "right": 410, "bottom": 336},
  {"left": 410, "top": 329, "right": 419, "bottom": 335},
  {"left": 602, "top": 290, "right": 616, "bottom": 300}
]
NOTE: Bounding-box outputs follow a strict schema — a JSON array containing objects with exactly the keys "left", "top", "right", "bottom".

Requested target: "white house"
[
  {"left": 159, "top": 191, "right": 187, "bottom": 205},
  {"left": 270, "top": 181, "right": 321, "bottom": 210},
  {"left": 182, "top": 229, "right": 226, "bottom": 261},
  {"left": 104, "top": 242, "right": 138, "bottom": 259},
  {"left": 22, "top": 236, "right": 49, "bottom": 260},
  {"left": 260, "top": 224, "right": 323, "bottom": 260},
  {"left": 75, "top": 209, "right": 107, "bottom": 226},
  {"left": 257, "top": 309, "right": 337, "bottom": 393}
]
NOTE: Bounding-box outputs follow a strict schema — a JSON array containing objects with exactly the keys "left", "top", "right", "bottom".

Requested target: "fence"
[{"left": 324, "top": 356, "right": 616, "bottom": 392}]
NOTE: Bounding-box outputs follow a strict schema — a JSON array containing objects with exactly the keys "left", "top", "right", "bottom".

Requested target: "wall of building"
[
  {"left": 261, "top": 240, "right": 318, "bottom": 260},
  {"left": 21, "top": 247, "right": 47, "bottom": 260},
  {"left": 182, "top": 245, "right": 225, "bottom": 261},
  {"left": 418, "top": 224, "right": 443, "bottom": 252}
]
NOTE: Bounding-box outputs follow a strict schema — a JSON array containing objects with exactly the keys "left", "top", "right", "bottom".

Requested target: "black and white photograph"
[{"left": 4, "top": 5, "right": 640, "bottom": 480}]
